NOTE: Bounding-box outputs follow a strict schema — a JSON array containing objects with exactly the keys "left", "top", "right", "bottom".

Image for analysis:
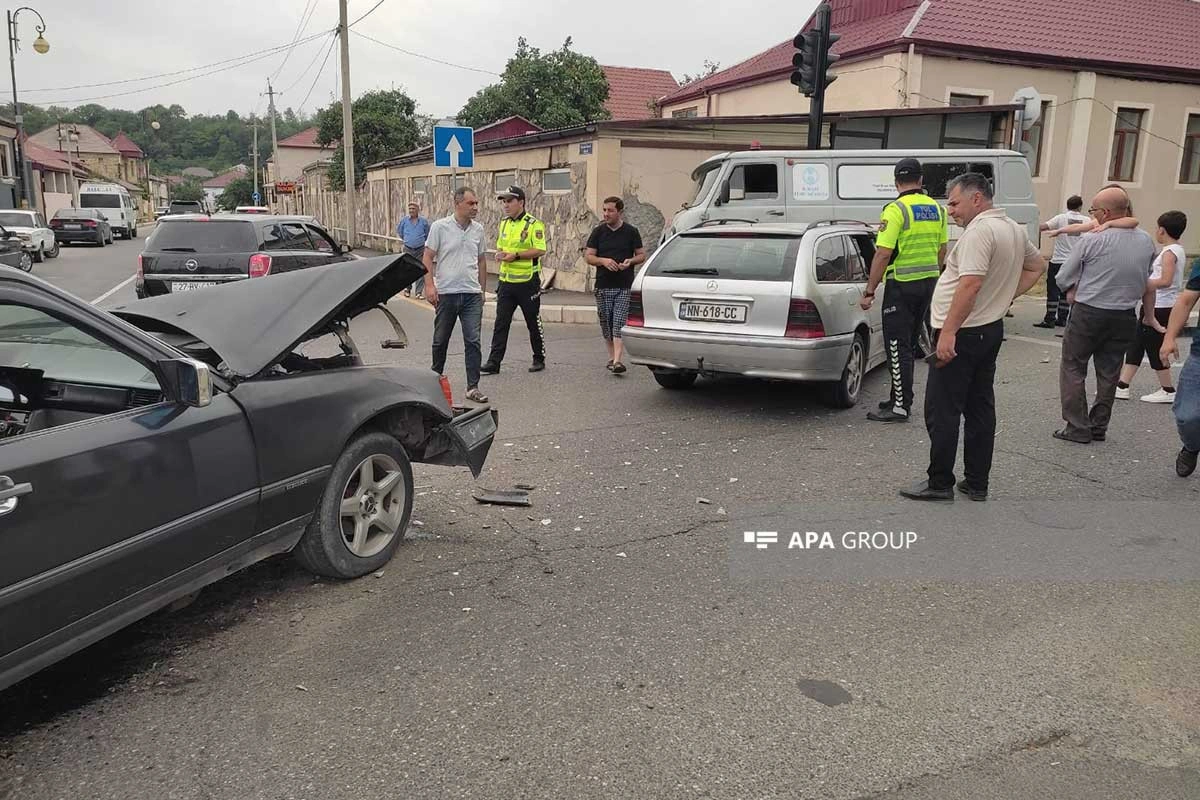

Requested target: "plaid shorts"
[{"left": 595, "top": 288, "right": 631, "bottom": 340}]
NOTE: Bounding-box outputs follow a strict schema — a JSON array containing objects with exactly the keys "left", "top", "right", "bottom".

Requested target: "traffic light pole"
[{"left": 807, "top": 2, "right": 832, "bottom": 150}]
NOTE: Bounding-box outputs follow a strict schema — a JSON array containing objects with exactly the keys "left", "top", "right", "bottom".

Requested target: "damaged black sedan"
[{"left": 0, "top": 254, "right": 496, "bottom": 692}]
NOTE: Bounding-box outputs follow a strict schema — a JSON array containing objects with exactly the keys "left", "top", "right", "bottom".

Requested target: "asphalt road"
[
  {"left": 1, "top": 260, "right": 1197, "bottom": 800},
  {"left": 29, "top": 223, "right": 147, "bottom": 307}
]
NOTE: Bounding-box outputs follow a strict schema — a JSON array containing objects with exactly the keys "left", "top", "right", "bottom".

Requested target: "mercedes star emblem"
[
  {"left": 185, "top": 259, "right": 199, "bottom": 272},
  {"left": 706, "top": 280, "right": 718, "bottom": 291}
]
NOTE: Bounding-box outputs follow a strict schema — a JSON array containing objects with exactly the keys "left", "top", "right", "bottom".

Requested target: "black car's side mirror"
[
  {"left": 340, "top": 243, "right": 354, "bottom": 255},
  {"left": 716, "top": 179, "right": 731, "bottom": 206},
  {"left": 158, "top": 358, "right": 213, "bottom": 408}
]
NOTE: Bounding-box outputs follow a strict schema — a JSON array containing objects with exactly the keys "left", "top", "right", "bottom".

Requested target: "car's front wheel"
[
  {"left": 16, "top": 251, "right": 32, "bottom": 272},
  {"left": 45, "top": 240, "right": 59, "bottom": 259},
  {"left": 823, "top": 331, "right": 867, "bottom": 409},
  {"left": 294, "top": 431, "right": 414, "bottom": 579},
  {"left": 653, "top": 369, "right": 698, "bottom": 390}
]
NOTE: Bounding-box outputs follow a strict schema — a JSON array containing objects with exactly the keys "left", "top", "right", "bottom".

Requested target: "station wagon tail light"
[
  {"left": 248, "top": 253, "right": 272, "bottom": 278},
  {"left": 439, "top": 375, "right": 453, "bottom": 406},
  {"left": 784, "top": 299, "right": 825, "bottom": 338},
  {"left": 626, "top": 291, "right": 644, "bottom": 327},
  {"left": 136, "top": 254, "right": 143, "bottom": 279},
  {"left": 49, "top": 219, "right": 60, "bottom": 228}
]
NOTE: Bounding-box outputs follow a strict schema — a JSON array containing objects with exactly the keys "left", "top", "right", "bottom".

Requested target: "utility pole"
[
  {"left": 251, "top": 118, "right": 259, "bottom": 199},
  {"left": 338, "top": 0, "right": 356, "bottom": 246},
  {"left": 266, "top": 80, "right": 281, "bottom": 209}
]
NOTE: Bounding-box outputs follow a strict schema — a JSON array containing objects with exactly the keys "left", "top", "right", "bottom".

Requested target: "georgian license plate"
[
  {"left": 64, "top": 224, "right": 81, "bottom": 230},
  {"left": 678, "top": 301, "right": 747, "bottom": 323},
  {"left": 171, "top": 281, "right": 217, "bottom": 292}
]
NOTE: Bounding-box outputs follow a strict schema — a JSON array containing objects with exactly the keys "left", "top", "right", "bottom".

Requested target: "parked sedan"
[
  {"left": 138, "top": 214, "right": 354, "bottom": 298},
  {"left": 50, "top": 208, "right": 113, "bottom": 246},
  {"left": 0, "top": 210, "right": 58, "bottom": 262},
  {"left": 0, "top": 254, "right": 497, "bottom": 692},
  {"left": 621, "top": 222, "right": 886, "bottom": 407}
]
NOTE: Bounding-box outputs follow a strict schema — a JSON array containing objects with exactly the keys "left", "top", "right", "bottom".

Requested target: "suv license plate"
[
  {"left": 171, "top": 281, "right": 217, "bottom": 292},
  {"left": 679, "top": 302, "right": 747, "bottom": 323}
]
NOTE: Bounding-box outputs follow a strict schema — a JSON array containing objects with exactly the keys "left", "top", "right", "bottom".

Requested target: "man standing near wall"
[
  {"left": 482, "top": 186, "right": 548, "bottom": 374},
  {"left": 585, "top": 197, "right": 646, "bottom": 374},
  {"left": 423, "top": 187, "right": 489, "bottom": 404},
  {"left": 1052, "top": 187, "right": 1156, "bottom": 444},
  {"left": 398, "top": 201, "right": 430, "bottom": 299},
  {"left": 860, "top": 158, "right": 948, "bottom": 423}
]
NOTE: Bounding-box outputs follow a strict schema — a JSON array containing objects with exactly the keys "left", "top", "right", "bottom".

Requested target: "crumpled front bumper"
[{"left": 428, "top": 405, "right": 499, "bottom": 477}]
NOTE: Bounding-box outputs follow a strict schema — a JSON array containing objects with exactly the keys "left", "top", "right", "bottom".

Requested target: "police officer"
[
  {"left": 481, "top": 185, "right": 547, "bottom": 373},
  {"left": 860, "top": 157, "right": 948, "bottom": 423}
]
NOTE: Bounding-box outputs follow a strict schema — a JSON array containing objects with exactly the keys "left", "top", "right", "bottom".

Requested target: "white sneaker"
[
  {"left": 1140, "top": 388, "right": 1176, "bottom": 404},
  {"left": 1114, "top": 386, "right": 1131, "bottom": 400}
]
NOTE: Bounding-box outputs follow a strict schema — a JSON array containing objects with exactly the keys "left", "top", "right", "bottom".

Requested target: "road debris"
[
  {"left": 697, "top": 497, "right": 712, "bottom": 505},
  {"left": 473, "top": 488, "right": 532, "bottom": 507}
]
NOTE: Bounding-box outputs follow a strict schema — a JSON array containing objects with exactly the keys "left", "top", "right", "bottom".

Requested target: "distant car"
[
  {"left": 235, "top": 206, "right": 271, "bottom": 214},
  {"left": 137, "top": 214, "right": 355, "bottom": 298},
  {"left": 621, "top": 222, "right": 886, "bottom": 407},
  {"left": 155, "top": 205, "right": 170, "bottom": 219},
  {"left": 0, "top": 225, "right": 32, "bottom": 271},
  {"left": 0, "top": 210, "right": 58, "bottom": 262},
  {"left": 166, "top": 200, "right": 206, "bottom": 216},
  {"left": 49, "top": 208, "right": 113, "bottom": 247},
  {"left": 0, "top": 254, "right": 498, "bottom": 693}
]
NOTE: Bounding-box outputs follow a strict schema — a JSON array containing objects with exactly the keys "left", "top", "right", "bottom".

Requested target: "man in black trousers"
[{"left": 900, "top": 173, "right": 1045, "bottom": 502}]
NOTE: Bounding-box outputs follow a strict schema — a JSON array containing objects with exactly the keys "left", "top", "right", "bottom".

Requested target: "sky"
[{"left": 11, "top": 0, "right": 823, "bottom": 120}]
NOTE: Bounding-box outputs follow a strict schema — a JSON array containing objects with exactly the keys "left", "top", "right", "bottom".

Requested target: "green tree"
[
  {"left": 458, "top": 37, "right": 610, "bottom": 130},
  {"left": 315, "top": 89, "right": 422, "bottom": 190},
  {"left": 215, "top": 175, "right": 256, "bottom": 210},
  {"left": 173, "top": 179, "right": 205, "bottom": 202},
  {"left": 680, "top": 60, "right": 721, "bottom": 85}
]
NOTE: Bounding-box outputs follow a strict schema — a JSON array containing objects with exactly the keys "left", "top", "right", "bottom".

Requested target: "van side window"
[
  {"left": 728, "top": 163, "right": 779, "bottom": 202},
  {"left": 814, "top": 236, "right": 849, "bottom": 282},
  {"left": 922, "top": 163, "right": 995, "bottom": 198}
]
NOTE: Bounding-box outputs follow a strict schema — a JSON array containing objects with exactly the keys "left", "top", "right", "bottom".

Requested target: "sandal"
[
  {"left": 611, "top": 362, "right": 627, "bottom": 374},
  {"left": 606, "top": 360, "right": 614, "bottom": 371}
]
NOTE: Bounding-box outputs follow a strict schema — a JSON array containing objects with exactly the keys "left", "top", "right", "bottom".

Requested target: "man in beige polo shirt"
[{"left": 900, "top": 173, "right": 1046, "bottom": 502}]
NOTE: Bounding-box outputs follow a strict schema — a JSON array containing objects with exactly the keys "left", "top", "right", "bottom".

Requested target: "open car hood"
[{"left": 112, "top": 254, "right": 424, "bottom": 379}]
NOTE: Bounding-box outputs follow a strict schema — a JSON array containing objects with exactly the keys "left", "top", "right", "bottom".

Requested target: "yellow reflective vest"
[
  {"left": 876, "top": 190, "right": 947, "bottom": 282},
  {"left": 496, "top": 213, "right": 547, "bottom": 283}
]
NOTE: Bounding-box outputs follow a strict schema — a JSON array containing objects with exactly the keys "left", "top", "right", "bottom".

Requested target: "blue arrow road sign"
[
  {"left": 252, "top": 191, "right": 261, "bottom": 204},
  {"left": 433, "top": 126, "right": 474, "bottom": 169}
]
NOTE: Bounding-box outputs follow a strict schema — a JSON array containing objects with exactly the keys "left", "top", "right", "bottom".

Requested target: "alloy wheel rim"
[
  {"left": 339, "top": 454, "right": 406, "bottom": 558},
  {"left": 846, "top": 339, "right": 864, "bottom": 398}
]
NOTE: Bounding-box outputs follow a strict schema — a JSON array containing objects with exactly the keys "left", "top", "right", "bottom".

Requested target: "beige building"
[
  {"left": 265, "top": 127, "right": 334, "bottom": 211},
  {"left": 656, "top": 0, "right": 1200, "bottom": 254}
]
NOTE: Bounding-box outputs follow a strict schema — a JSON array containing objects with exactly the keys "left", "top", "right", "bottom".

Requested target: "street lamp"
[{"left": 7, "top": 6, "right": 49, "bottom": 208}]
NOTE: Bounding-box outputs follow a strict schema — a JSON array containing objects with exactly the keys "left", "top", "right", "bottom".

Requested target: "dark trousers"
[
  {"left": 882, "top": 277, "right": 937, "bottom": 410},
  {"left": 487, "top": 277, "right": 545, "bottom": 366},
  {"left": 1044, "top": 262, "right": 1070, "bottom": 324},
  {"left": 431, "top": 292, "right": 483, "bottom": 389},
  {"left": 1059, "top": 302, "right": 1137, "bottom": 441},
  {"left": 404, "top": 245, "right": 425, "bottom": 296},
  {"left": 925, "top": 320, "right": 1004, "bottom": 491},
  {"left": 1124, "top": 306, "right": 1173, "bottom": 372}
]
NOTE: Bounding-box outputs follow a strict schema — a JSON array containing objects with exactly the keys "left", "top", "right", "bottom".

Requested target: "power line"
[
  {"left": 349, "top": 0, "right": 389, "bottom": 27},
  {"left": 282, "top": 31, "right": 338, "bottom": 94},
  {"left": 352, "top": 30, "right": 501, "bottom": 76},
  {"left": 24, "top": 30, "right": 330, "bottom": 95},
  {"left": 272, "top": 0, "right": 321, "bottom": 80},
  {"left": 298, "top": 34, "right": 339, "bottom": 113}
]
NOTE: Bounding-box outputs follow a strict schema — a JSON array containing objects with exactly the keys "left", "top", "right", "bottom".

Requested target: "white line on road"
[{"left": 91, "top": 275, "right": 136, "bottom": 305}]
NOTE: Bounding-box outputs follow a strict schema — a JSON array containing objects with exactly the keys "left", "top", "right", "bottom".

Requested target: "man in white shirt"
[
  {"left": 900, "top": 173, "right": 1045, "bottom": 502},
  {"left": 1035, "top": 195, "right": 1089, "bottom": 328},
  {"left": 423, "top": 187, "right": 489, "bottom": 403}
]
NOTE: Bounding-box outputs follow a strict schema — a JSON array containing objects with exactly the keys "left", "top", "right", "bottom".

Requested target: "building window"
[
  {"left": 541, "top": 169, "right": 572, "bottom": 193},
  {"left": 1109, "top": 107, "right": 1144, "bottom": 182},
  {"left": 1181, "top": 114, "right": 1200, "bottom": 185},
  {"left": 411, "top": 177, "right": 429, "bottom": 195},
  {"left": 671, "top": 107, "right": 699, "bottom": 118},
  {"left": 493, "top": 171, "right": 516, "bottom": 192},
  {"left": 948, "top": 93, "right": 987, "bottom": 107},
  {"left": 1022, "top": 101, "right": 1052, "bottom": 177}
]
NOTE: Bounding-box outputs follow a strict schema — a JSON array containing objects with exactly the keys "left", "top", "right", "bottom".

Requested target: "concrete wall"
[{"left": 617, "top": 144, "right": 732, "bottom": 249}]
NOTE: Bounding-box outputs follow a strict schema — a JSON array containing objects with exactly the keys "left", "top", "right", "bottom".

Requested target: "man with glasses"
[
  {"left": 481, "top": 186, "right": 548, "bottom": 374},
  {"left": 1052, "top": 187, "right": 1156, "bottom": 444}
]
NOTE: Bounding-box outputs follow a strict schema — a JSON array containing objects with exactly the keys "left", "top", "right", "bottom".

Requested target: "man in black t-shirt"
[{"left": 585, "top": 196, "right": 646, "bottom": 374}]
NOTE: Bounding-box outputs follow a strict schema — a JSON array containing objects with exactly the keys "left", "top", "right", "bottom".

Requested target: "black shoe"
[
  {"left": 1177, "top": 448, "right": 1199, "bottom": 478},
  {"left": 1055, "top": 319, "right": 1068, "bottom": 327},
  {"left": 1033, "top": 320, "right": 1055, "bottom": 329},
  {"left": 528, "top": 361, "right": 546, "bottom": 373},
  {"left": 899, "top": 480, "right": 954, "bottom": 501},
  {"left": 867, "top": 408, "right": 910, "bottom": 423},
  {"left": 956, "top": 479, "right": 988, "bottom": 502},
  {"left": 878, "top": 399, "right": 894, "bottom": 410},
  {"left": 1091, "top": 430, "right": 1107, "bottom": 442},
  {"left": 480, "top": 362, "right": 500, "bottom": 375},
  {"left": 1052, "top": 428, "right": 1092, "bottom": 444}
]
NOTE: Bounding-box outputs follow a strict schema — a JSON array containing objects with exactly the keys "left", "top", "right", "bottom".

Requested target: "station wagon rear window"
[
  {"left": 646, "top": 233, "right": 802, "bottom": 282},
  {"left": 146, "top": 220, "right": 258, "bottom": 253}
]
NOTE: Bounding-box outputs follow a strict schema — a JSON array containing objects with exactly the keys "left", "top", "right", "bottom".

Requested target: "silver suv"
[{"left": 621, "top": 222, "right": 886, "bottom": 407}]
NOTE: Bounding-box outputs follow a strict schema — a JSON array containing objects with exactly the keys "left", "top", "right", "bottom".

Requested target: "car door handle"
[
  {"left": 767, "top": 210, "right": 785, "bottom": 216},
  {"left": 0, "top": 476, "right": 32, "bottom": 516}
]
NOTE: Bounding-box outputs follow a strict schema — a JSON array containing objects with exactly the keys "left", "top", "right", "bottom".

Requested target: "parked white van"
[
  {"left": 663, "top": 149, "right": 1038, "bottom": 244},
  {"left": 79, "top": 182, "right": 139, "bottom": 240}
]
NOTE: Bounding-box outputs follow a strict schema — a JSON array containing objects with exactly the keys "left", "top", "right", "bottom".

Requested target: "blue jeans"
[
  {"left": 431, "top": 292, "right": 483, "bottom": 390},
  {"left": 1174, "top": 351, "right": 1200, "bottom": 452}
]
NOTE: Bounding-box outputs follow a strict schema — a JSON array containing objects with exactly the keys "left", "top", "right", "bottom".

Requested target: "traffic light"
[
  {"left": 823, "top": 30, "right": 841, "bottom": 90},
  {"left": 790, "top": 30, "right": 820, "bottom": 97}
]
